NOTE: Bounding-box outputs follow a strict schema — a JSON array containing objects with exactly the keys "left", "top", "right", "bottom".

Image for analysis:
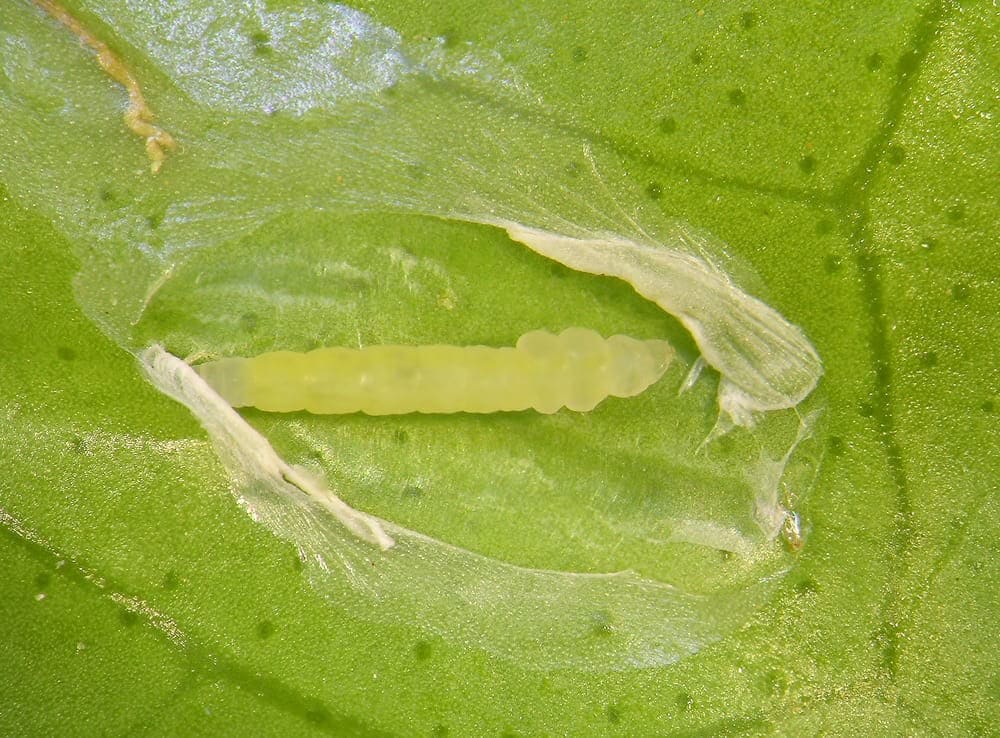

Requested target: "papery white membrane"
[{"left": 142, "top": 346, "right": 787, "bottom": 670}]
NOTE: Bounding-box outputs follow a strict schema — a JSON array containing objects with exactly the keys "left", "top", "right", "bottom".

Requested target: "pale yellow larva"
[{"left": 194, "top": 328, "right": 674, "bottom": 415}]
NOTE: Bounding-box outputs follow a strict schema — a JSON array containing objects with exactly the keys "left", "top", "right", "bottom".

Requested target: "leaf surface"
[{"left": 0, "top": 0, "right": 996, "bottom": 734}]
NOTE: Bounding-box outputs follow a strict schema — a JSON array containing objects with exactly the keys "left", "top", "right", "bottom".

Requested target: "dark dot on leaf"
[
  {"left": 291, "top": 553, "right": 304, "bottom": 572},
  {"left": 239, "top": 312, "right": 259, "bottom": 333},
  {"left": 824, "top": 254, "right": 843, "bottom": 273},
  {"left": 795, "top": 576, "right": 819, "bottom": 595},
  {"left": 740, "top": 11, "right": 757, "bottom": 29},
  {"left": 765, "top": 670, "right": 789, "bottom": 697},
  {"left": 675, "top": 692, "right": 694, "bottom": 712},
  {"left": 548, "top": 261, "right": 569, "bottom": 279},
  {"left": 256, "top": 620, "right": 276, "bottom": 639},
  {"left": 951, "top": 283, "right": 970, "bottom": 301},
  {"left": 981, "top": 399, "right": 994, "bottom": 413},
  {"left": 35, "top": 572, "right": 51, "bottom": 589},
  {"left": 98, "top": 186, "right": 115, "bottom": 203},
  {"left": 393, "top": 428, "right": 409, "bottom": 444},
  {"left": 440, "top": 28, "right": 459, "bottom": 49},
  {"left": 727, "top": 88, "right": 746, "bottom": 106},
  {"left": 878, "top": 626, "right": 902, "bottom": 666},
  {"left": 946, "top": 202, "right": 966, "bottom": 222},
  {"left": 816, "top": 218, "right": 834, "bottom": 235},
  {"left": 799, "top": 155, "right": 817, "bottom": 174},
  {"left": 589, "top": 610, "right": 614, "bottom": 638},
  {"left": 432, "top": 726, "right": 450, "bottom": 738},
  {"left": 119, "top": 608, "right": 140, "bottom": 627},
  {"left": 249, "top": 30, "right": 272, "bottom": 56},
  {"left": 403, "top": 484, "right": 423, "bottom": 499},
  {"left": 859, "top": 402, "right": 875, "bottom": 418},
  {"left": 57, "top": 346, "right": 76, "bottom": 361},
  {"left": 146, "top": 211, "right": 163, "bottom": 230},
  {"left": 715, "top": 433, "right": 735, "bottom": 454},
  {"left": 304, "top": 707, "right": 331, "bottom": 726},
  {"left": 828, "top": 436, "right": 845, "bottom": 455},
  {"left": 897, "top": 49, "right": 920, "bottom": 76},
  {"left": 659, "top": 116, "right": 677, "bottom": 135},
  {"left": 920, "top": 237, "right": 937, "bottom": 251},
  {"left": 866, "top": 52, "right": 883, "bottom": 71},
  {"left": 413, "top": 640, "right": 433, "bottom": 661},
  {"left": 564, "top": 160, "right": 582, "bottom": 178},
  {"left": 606, "top": 703, "right": 623, "bottom": 724},
  {"left": 919, "top": 351, "right": 937, "bottom": 368},
  {"left": 887, "top": 144, "right": 905, "bottom": 165},
  {"left": 162, "top": 571, "right": 180, "bottom": 590},
  {"left": 690, "top": 48, "right": 705, "bottom": 65},
  {"left": 571, "top": 46, "right": 588, "bottom": 63},
  {"left": 646, "top": 182, "right": 662, "bottom": 200}
]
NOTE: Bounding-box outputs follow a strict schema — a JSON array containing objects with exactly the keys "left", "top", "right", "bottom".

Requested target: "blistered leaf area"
[{"left": 2, "top": 0, "right": 824, "bottom": 669}]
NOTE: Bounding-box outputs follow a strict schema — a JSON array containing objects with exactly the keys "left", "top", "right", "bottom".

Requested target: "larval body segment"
[{"left": 195, "top": 328, "right": 674, "bottom": 415}]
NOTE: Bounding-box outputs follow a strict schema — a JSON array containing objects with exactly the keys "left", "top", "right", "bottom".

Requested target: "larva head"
[{"left": 604, "top": 335, "right": 674, "bottom": 399}]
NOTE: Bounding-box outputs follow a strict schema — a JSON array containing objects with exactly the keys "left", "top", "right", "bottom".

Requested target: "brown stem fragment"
[{"left": 32, "top": 0, "right": 176, "bottom": 173}]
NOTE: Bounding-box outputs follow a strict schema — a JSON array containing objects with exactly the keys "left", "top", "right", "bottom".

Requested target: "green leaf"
[{"left": 1, "top": 0, "right": 995, "bottom": 734}]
